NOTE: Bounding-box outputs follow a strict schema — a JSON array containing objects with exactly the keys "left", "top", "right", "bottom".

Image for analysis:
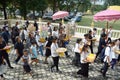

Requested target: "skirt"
[
  {"left": 23, "top": 64, "right": 31, "bottom": 73},
  {"left": 45, "top": 49, "right": 51, "bottom": 57}
]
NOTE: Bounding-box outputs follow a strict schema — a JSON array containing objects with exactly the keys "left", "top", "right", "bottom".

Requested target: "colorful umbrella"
[
  {"left": 52, "top": 11, "right": 69, "bottom": 20},
  {"left": 108, "top": 6, "right": 120, "bottom": 12},
  {"left": 94, "top": 10, "right": 120, "bottom": 21},
  {"left": 94, "top": 9, "right": 120, "bottom": 31}
]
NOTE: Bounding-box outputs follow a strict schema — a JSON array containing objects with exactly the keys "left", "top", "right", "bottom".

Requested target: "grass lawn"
[{"left": 77, "top": 15, "right": 120, "bottom": 30}]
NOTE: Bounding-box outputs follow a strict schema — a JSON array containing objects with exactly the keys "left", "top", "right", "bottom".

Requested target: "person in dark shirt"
[
  {"left": 88, "top": 30, "right": 93, "bottom": 53},
  {"left": 96, "top": 34, "right": 107, "bottom": 58},
  {"left": 44, "top": 34, "right": 53, "bottom": 64},
  {"left": 34, "top": 21, "right": 38, "bottom": 31},
  {"left": 0, "top": 36, "right": 13, "bottom": 69},
  {"left": 14, "top": 36, "right": 24, "bottom": 64},
  {"left": 1, "top": 28, "right": 9, "bottom": 44}
]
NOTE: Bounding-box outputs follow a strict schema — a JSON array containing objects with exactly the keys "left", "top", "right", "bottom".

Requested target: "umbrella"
[
  {"left": 94, "top": 10, "right": 120, "bottom": 21},
  {"left": 52, "top": 11, "right": 69, "bottom": 20},
  {"left": 93, "top": 10, "right": 120, "bottom": 31},
  {"left": 108, "top": 6, "right": 120, "bottom": 12}
]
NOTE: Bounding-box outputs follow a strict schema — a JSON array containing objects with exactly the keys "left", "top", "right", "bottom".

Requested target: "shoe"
[
  {"left": 9, "top": 66, "right": 14, "bottom": 69},
  {"left": 50, "top": 68, "right": 53, "bottom": 72},
  {"left": 56, "top": 70, "right": 62, "bottom": 73}
]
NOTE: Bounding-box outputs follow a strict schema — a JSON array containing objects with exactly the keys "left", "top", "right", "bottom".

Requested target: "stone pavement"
[{"left": 2, "top": 42, "right": 120, "bottom": 80}]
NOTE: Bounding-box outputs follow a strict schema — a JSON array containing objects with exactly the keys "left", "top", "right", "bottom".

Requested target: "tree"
[
  {"left": 0, "top": 0, "right": 11, "bottom": 19},
  {"left": 17, "top": 0, "right": 28, "bottom": 20}
]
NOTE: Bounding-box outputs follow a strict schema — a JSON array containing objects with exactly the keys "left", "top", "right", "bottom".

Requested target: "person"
[
  {"left": 76, "top": 44, "right": 90, "bottom": 78},
  {"left": 107, "top": 26, "right": 112, "bottom": 43},
  {"left": 30, "top": 42, "right": 39, "bottom": 65},
  {"left": 51, "top": 37, "right": 61, "bottom": 72},
  {"left": 1, "top": 28, "right": 9, "bottom": 44},
  {"left": 44, "top": 33, "right": 53, "bottom": 64},
  {"left": 111, "top": 39, "right": 119, "bottom": 69},
  {"left": 100, "top": 41, "right": 114, "bottom": 78},
  {"left": 93, "top": 28, "right": 97, "bottom": 37},
  {"left": 35, "top": 32, "right": 43, "bottom": 56},
  {"left": 34, "top": 21, "right": 38, "bottom": 31},
  {"left": 14, "top": 36, "right": 24, "bottom": 64},
  {"left": 88, "top": 30, "right": 93, "bottom": 53},
  {"left": 47, "top": 22, "right": 52, "bottom": 34},
  {"left": 0, "top": 54, "right": 6, "bottom": 79},
  {"left": 96, "top": 34, "right": 107, "bottom": 59},
  {"left": 73, "top": 38, "right": 82, "bottom": 66},
  {"left": 0, "top": 36, "right": 13, "bottom": 69},
  {"left": 22, "top": 49, "right": 32, "bottom": 76},
  {"left": 52, "top": 27, "right": 59, "bottom": 38},
  {"left": 100, "top": 28, "right": 106, "bottom": 38}
]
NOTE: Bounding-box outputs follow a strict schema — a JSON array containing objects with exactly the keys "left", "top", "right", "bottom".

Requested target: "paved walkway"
[{"left": 2, "top": 41, "right": 120, "bottom": 80}]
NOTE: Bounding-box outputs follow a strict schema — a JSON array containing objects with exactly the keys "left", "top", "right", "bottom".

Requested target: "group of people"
[
  {"left": 73, "top": 26, "right": 120, "bottom": 79},
  {"left": 0, "top": 20, "right": 120, "bottom": 79},
  {"left": 0, "top": 21, "right": 70, "bottom": 79}
]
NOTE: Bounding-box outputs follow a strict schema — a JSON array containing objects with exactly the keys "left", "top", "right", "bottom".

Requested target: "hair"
[
  {"left": 81, "top": 44, "right": 89, "bottom": 52},
  {"left": 101, "top": 33, "right": 107, "bottom": 38},
  {"left": 53, "top": 27, "right": 57, "bottom": 31},
  {"left": 84, "top": 33, "right": 88, "bottom": 37},
  {"left": 93, "top": 28, "right": 97, "bottom": 31},
  {"left": 23, "top": 49, "right": 28, "bottom": 53},
  {"left": 89, "top": 30, "right": 92, "bottom": 34},
  {"left": 15, "top": 36, "right": 20, "bottom": 42},
  {"left": 52, "top": 37, "right": 57, "bottom": 42},
  {"left": 76, "top": 38, "right": 82, "bottom": 43}
]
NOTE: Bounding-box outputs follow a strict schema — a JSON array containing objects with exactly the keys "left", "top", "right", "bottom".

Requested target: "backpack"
[{"left": 100, "top": 46, "right": 111, "bottom": 62}]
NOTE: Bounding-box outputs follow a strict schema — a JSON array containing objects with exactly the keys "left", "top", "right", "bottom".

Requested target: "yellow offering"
[
  {"left": 115, "top": 50, "right": 120, "bottom": 54},
  {"left": 4, "top": 46, "right": 12, "bottom": 53},
  {"left": 39, "top": 38, "right": 46, "bottom": 43},
  {"left": 86, "top": 53, "right": 96, "bottom": 62},
  {"left": 56, "top": 48, "right": 67, "bottom": 57},
  {"left": 92, "top": 38, "right": 97, "bottom": 41}
]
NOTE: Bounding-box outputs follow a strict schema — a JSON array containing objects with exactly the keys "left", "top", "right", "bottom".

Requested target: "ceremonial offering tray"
[
  {"left": 56, "top": 48, "right": 67, "bottom": 57},
  {"left": 86, "top": 53, "right": 96, "bottom": 62}
]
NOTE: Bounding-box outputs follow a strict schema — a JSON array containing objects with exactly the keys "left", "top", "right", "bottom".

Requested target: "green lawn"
[{"left": 77, "top": 15, "right": 120, "bottom": 30}]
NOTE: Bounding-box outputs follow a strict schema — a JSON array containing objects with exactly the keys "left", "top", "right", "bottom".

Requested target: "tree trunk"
[
  {"left": 53, "top": 0, "right": 56, "bottom": 13},
  {"left": 3, "top": 5, "right": 7, "bottom": 19},
  {"left": 33, "top": 10, "right": 35, "bottom": 20}
]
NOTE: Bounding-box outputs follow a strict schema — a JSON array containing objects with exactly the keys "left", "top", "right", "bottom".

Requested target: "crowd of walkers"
[{"left": 0, "top": 21, "right": 120, "bottom": 79}]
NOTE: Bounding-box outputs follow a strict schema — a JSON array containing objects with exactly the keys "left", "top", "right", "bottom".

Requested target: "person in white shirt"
[
  {"left": 77, "top": 44, "right": 89, "bottom": 78},
  {"left": 100, "top": 41, "right": 115, "bottom": 78},
  {"left": 35, "top": 32, "right": 43, "bottom": 56},
  {"left": 52, "top": 27, "right": 59, "bottom": 38},
  {"left": 107, "top": 26, "right": 112, "bottom": 43},
  {"left": 73, "top": 38, "right": 82, "bottom": 66},
  {"left": 50, "top": 37, "right": 61, "bottom": 72},
  {"left": 111, "top": 39, "right": 119, "bottom": 69}
]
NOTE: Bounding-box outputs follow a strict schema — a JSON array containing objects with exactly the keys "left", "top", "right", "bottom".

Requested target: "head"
[
  {"left": 31, "top": 41, "right": 36, "bottom": 46},
  {"left": 82, "top": 44, "right": 89, "bottom": 52},
  {"left": 76, "top": 38, "right": 82, "bottom": 44},
  {"left": 53, "top": 27, "right": 57, "bottom": 31},
  {"left": 23, "top": 49, "right": 28, "bottom": 56},
  {"left": 84, "top": 34, "right": 89, "bottom": 39},
  {"left": 89, "top": 30, "right": 92, "bottom": 35},
  {"left": 16, "top": 22, "right": 18, "bottom": 26},
  {"left": 109, "top": 26, "right": 112, "bottom": 30},
  {"left": 16, "top": 36, "right": 21, "bottom": 43},
  {"left": 47, "top": 22, "right": 50, "bottom": 26},
  {"left": 93, "top": 28, "right": 97, "bottom": 31},
  {"left": 101, "top": 33, "right": 107, "bottom": 39},
  {"left": 102, "top": 28, "right": 106, "bottom": 32},
  {"left": 108, "top": 41, "right": 115, "bottom": 47},
  {"left": 52, "top": 37, "right": 57, "bottom": 43}
]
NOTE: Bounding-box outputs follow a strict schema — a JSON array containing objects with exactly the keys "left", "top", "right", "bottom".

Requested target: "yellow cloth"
[{"left": 58, "top": 52, "right": 65, "bottom": 57}]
